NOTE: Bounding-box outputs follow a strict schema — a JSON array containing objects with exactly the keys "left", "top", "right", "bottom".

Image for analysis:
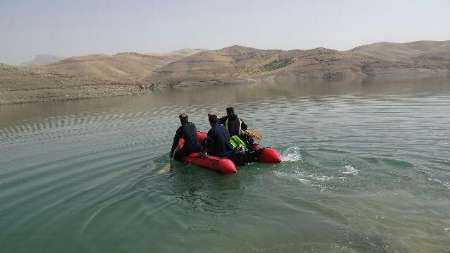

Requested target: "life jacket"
[
  {"left": 225, "top": 115, "right": 242, "bottom": 136},
  {"left": 229, "top": 135, "right": 248, "bottom": 151}
]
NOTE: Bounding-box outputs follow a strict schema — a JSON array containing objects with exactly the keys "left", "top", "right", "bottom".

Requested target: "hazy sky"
[{"left": 1, "top": 0, "right": 450, "bottom": 64}]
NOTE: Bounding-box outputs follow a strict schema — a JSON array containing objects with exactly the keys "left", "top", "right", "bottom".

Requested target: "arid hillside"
[
  {"left": 0, "top": 63, "right": 148, "bottom": 104},
  {"left": 30, "top": 51, "right": 199, "bottom": 82},
  {"left": 350, "top": 40, "right": 450, "bottom": 80},
  {"left": 145, "top": 41, "right": 450, "bottom": 88},
  {"left": 1, "top": 41, "right": 449, "bottom": 104},
  {"left": 351, "top": 40, "right": 450, "bottom": 62}
]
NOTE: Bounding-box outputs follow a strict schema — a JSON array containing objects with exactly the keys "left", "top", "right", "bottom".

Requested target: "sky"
[{"left": 1, "top": 0, "right": 450, "bottom": 64}]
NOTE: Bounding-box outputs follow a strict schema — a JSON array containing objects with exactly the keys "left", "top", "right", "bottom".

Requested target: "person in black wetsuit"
[
  {"left": 170, "top": 113, "right": 201, "bottom": 162},
  {"left": 219, "top": 107, "right": 261, "bottom": 164},
  {"left": 205, "top": 114, "right": 233, "bottom": 157},
  {"left": 219, "top": 107, "right": 254, "bottom": 148},
  {"left": 218, "top": 107, "right": 247, "bottom": 137},
  {"left": 206, "top": 114, "right": 250, "bottom": 166}
]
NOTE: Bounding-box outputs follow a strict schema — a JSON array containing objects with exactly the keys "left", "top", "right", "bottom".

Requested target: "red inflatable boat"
[{"left": 176, "top": 131, "right": 281, "bottom": 174}]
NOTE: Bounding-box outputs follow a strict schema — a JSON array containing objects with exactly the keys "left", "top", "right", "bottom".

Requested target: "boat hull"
[{"left": 175, "top": 131, "right": 281, "bottom": 174}]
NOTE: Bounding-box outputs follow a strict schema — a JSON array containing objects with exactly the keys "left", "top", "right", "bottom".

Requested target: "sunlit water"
[{"left": 1, "top": 80, "right": 450, "bottom": 253}]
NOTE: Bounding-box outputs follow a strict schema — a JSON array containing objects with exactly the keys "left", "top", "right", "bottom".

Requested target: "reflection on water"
[
  {"left": 1, "top": 79, "right": 450, "bottom": 253},
  {"left": 1, "top": 77, "right": 450, "bottom": 128}
]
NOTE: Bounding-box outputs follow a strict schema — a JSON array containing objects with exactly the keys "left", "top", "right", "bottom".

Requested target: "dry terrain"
[{"left": 1, "top": 41, "right": 449, "bottom": 104}]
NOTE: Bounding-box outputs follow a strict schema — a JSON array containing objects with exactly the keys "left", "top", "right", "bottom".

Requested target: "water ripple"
[{"left": 1, "top": 92, "right": 450, "bottom": 252}]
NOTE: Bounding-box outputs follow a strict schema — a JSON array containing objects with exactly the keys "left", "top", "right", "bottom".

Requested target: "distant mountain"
[
  {"left": 1, "top": 41, "right": 450, "bottom": 104},
  {"left": 351, "top": 40, "right": 450, "bottom": 62},
  {"left": 350, "top": 40, "right": 450, "bottom": 79},
  {"left": 31, "top": 52, "right": 193, "bottom": 82},
  {"left": 144, "top": 41, "right": 450, "bottom": 88},
  {"left": 0, "top": 58, "right": 155, "bottom": 104},
  {"left": 144, "top": 45, "right": 379, "bottom": 87},
  {"left": 22, "top": 54, "right": 63, "bottom": 65}
]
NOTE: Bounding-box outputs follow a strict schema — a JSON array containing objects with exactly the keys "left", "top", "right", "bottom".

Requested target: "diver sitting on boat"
[
  {"left": 205, "top": 113, "right": 250, "bottom": 166},
  {"left": 170, "top": 113, "right": 201, "bottom": 162},
  {"left": 205, "top": 114, "right": 233, "bottom": 157},
  {"left": 219, "top": 107, "right": 247, "bottom": 136},
  {"left": 219, "top": 107, "right": 254, "bottom": 148}
]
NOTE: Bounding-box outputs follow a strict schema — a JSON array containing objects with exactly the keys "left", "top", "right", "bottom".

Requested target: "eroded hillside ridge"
[
  {"left": 146, "top": 41, "right": 450, "bottom": 88},
  {"left": 1, "top": 41, "right": 450, "bottom": 104}
]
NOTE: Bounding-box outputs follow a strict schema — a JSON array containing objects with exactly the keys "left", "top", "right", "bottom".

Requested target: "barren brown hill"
[
  {"left": 1, "top": 40, "right": 450, "bottom": 104},
  {"left": 0, "top": 62, "right": 150, "bottom": 104},
  {"left": 351, "top": 40, "right": 450, "bottom": 79},
  {"left": 351, "top": 40, "right": 450, "bottom": 62},
  {"left": 31, "top": 52, "right": 190, "bottom": 82},
  {"left": 146, "top": 45, "right": 282, "bottom": 86},
  {"left": 144, "top": 41, "right": 450, "bottom": 88},
  {"left": 144, "top": 45, "right": 388, "bottom": 87},
  {"left": 0, "top": 49, "right": 205, "bottom": 104}
]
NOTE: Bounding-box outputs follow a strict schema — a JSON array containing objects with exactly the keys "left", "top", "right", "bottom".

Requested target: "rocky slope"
[
  {"left": 351, "top": 40, "right": 450, "bottom": 62},
  {"left": 146, "top": 41, "right": 450, "bottom": 89},
  {"left": 145, "top": 46, "right": 378, "bottom": 88},
  {"left": 0, "top": 63, "right": 148, "bottom": 104},
  {"left": 350, "top": 40, "right": 450, "bottom": 80},
  {"left": 1, "top": 41, "right": 449, "bottom": 104},
  {"left": 30, "top": 51, "right": 199, "bottom": 82},
  {"left": 0, "top": 50, "right": 203, "bottom": 104}
]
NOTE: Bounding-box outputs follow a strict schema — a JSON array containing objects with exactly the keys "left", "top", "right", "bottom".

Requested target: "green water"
[{"left": 1, "top": 80, "right": 450, "bottom": 253}]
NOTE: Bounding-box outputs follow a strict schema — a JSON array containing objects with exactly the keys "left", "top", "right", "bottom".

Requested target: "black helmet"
[
  {"left": 208, "top": 113, "right": 218, "bottom": 124},
  {"left": 179, "top": 113, "right": 188, "bottom": 124},
  {"left": 226, "top": 107, "right": 234, "bottom": 115}
]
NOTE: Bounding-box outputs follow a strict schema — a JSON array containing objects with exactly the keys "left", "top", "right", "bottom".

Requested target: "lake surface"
[{"left": 1, "top": 79, "right": 450, "bottom": 253}]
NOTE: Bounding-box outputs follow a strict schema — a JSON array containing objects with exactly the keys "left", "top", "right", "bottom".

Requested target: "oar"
[
  {"left": 158, "top": 162, "right": 171, "bottom": 175},
  {"left": 244, "top": 129, "right": 263, "bottom": 140},
  {"left": 158, "top": 154, "right": 173, "bottom": 175}
]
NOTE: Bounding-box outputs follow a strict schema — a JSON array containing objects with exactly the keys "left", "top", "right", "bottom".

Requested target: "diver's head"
[
  {"left": 179, "top": 113, "right": 188, "bottom": 125},
  {"left": 226, "top": 107, "right": 235, "bottom": 116},
  {"left": 208, "top": 113, "right": 218, "bottom": 127}
]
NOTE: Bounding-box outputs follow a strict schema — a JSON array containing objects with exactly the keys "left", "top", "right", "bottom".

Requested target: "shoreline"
[
  {"left": 0, "top": 82, "right": 156, "bottom": 105},
  {"left": 1, "top": 74, "right": 450, "bottom": 105},
  {"left": 2, "top": 40, "right": 450, "bottom": 105}
]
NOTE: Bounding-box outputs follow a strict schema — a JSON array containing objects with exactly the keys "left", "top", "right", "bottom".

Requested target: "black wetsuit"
[
  {"left": 170, "top": 122, "right": 201, "bottom": 161},
  {"left": 218, "top": 114, "right": 247, "bottom": 137},
  {"left": 219, "top": 113, "right": 254, "bottom": 148},
  {"left": 206, "top": 124, "right": 232, "bottom": 157}
]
